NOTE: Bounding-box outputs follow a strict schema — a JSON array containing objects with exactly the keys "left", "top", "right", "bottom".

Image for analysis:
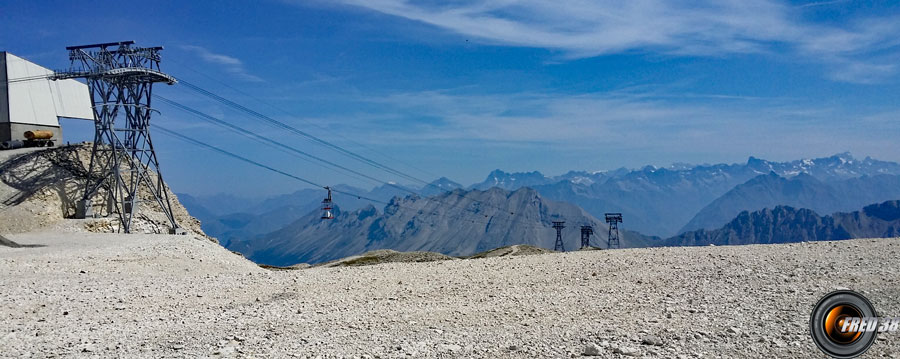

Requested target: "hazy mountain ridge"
[
  {"left": 179, "top": 183, "right": 413, "bottom": 245},
  {"left": 505, "top": 152, "right": 900, "bottom": 236},
  {"left": 745, "top": 152, "right": 900, "bottom": 181},
  {"left": 534, "top": 165, "right": 751, "bottom": 236},
  {"left": 667, "top": 200, "right": 900, "bottom": 246},
  {"left": 681, "top": 172, "right": 900, "bottom": 232},
  {"left": 229, "top": 187, "right": 659, "bottom": 266},
  {"left": 183, "top": 152, "right": 900, "bottom": 244},
  {"left": 469, "top": 169, "right": 555, "bottom": 190},
  {"left": 229, "top": 192, "right": 900, "bottom": 268},
  {"left": 420, "top": 177, "right": 464, "bottom": 196},
  {"left": 470, "top": 152, "right": 900, "bottom": 193}
]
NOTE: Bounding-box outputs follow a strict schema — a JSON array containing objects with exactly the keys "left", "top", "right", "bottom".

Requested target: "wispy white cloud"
[
  {"left": 350, "top": 89, "right": 775, "bottom": 143},
  {"left": 180, "top": 45, "right": 264, "bottom": 82},
  {"left": 826, "top": 60, "right": 897, "bottom": 84},
  {"left": 321, "top": 0, "right": 900, "bottom": 83},
  {"left": 315, "top": 86, "right": 898, "bottom": 163},
  {"left": 796, "top": 0, "right": 849, "bottom": 8}
]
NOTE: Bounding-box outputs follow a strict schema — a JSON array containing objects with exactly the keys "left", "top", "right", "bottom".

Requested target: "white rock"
[
  {"left": 439, "top": 344, "right": 461, "bottom": 352},
  {"left": 583, "top": 343, "right": 602, "bottom": 356},
  {"left": 642, "top": 335, "right": 664, "bottom": 346},
  {"left": 615, "top": 346, "right": 641, "bottom": 356}
]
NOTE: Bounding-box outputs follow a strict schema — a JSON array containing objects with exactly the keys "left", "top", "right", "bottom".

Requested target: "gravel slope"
[{"left": 1, "top": 232, "right": 899, "bottom": 358}]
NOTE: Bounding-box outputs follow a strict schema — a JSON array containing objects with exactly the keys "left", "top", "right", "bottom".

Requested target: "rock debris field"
[{"left": 2, "top": 232, "right": 899, "bottom": 358}]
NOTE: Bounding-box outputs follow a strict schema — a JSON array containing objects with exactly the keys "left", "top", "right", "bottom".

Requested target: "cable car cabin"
[{"left": 321, "top": 186, "right": 334, "bottom": 220}]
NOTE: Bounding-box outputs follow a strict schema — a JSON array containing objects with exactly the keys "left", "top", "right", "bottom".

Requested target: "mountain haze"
[
  {"left": 681, "top": 172, "right": 900, "bottom": 232},
  {"left": 180, "top": 184, "right": 414, "bottom": 245},
  {"left": 183, "top": 152, "right": 900, "bottom": 246},
  {"left": 230, "top": 187, "right": 658, "bottom": 266},
  {"left": 504, "top": 153, "right": 900, "bottom": 236},
  {"left": 667, "top": 200, "right": 900, "bottom": 246},
  {"left": 420, "top": 177, "right": 464, "bottom": 196}
]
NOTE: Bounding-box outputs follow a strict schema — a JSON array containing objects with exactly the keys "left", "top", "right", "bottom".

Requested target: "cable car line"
[
  {"left": 155, "top": 125, "right": 322, "bottom": 188},
  {"left": 156, "top": 125, "right": 390, "bottom": 209},
  {"left": 174, "top": 80, "right": 522, "bottom": 217},
  {"left": 9, "top": 71, "right": 430, "bottom": 187},
  {"left": 155, "top": 95, "right": 409, "bottom": 191},
  {"left": 6, "top": 73, "right": 57, "bottom": 83},
  {"left": 176, "top": 80, "right": 430, "bottom": 187},
  {"left": 155, "top": 98, "right": 456, "bottom": 216},
  {"left": 155, "top": 126, "right": 560, "bottom": 232},
  {"left": 155, "top": 93, "right": 524, "bottom": 219},
  {"left": 13, "top": 70, "right": 554, "bottom": 228},
  {"left": 8, "top": 64, "right": 592, "bottom": 237},
  {"left": 154, "top": 95, "right": 503, "bottom": 220},
  {"left": 166, "top": 81, "right": 532, "bottom": 218},
  {"left": 10, "top": 70, "right": 528, "bottom": 219},
  {"left": 164, "top": 58, "right": 440, "bottom": 180}
]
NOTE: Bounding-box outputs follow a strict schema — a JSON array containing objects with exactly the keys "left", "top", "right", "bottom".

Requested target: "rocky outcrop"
[{"left": 0, "top": 145, "right": 209, "bottom": 239}]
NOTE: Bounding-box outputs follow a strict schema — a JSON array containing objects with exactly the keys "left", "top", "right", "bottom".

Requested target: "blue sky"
[{"left": 2, "top": 0, "right": 900, "bottom": 197}]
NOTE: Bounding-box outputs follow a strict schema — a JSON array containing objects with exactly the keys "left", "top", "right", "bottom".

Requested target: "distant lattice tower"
[
  {"left": 580, "top": 225, "right": 594, "bottom": 249},
  {"left": 552, "top": 221, "right": 566, "bottom": 252},
  {"left": 605, "top": 213, "right": 623, "bottom": 249},
  {"left": 53, "top": 41, "right": 182, "bottom": 234}
]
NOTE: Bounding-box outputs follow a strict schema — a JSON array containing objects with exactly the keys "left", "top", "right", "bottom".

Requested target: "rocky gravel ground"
[
  {"left": 316, "top": 249, "right": 457, "bottom": 268},
  {"left": 1, "top": 232, "right": 899, "bottom": 358},
  {"left": 467, "top": 244, "right": 553, "bottom": 259}
]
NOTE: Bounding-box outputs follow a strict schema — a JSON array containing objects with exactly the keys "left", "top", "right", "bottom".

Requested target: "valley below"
[{"left": 2, "top": 231, "right": 899, "bottom": 358}]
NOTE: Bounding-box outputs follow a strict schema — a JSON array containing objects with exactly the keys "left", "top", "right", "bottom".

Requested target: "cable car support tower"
[
  {"left": 53, "top": 41, "right": 183, "bottom": 234},
  {"left": 552, "top": 221, "right": 566, "bottom": 252},
  {"left": 605, "top": 213, "right": 622, "bottom": 249},
  {"left": 580, "top": 225, "right": 594, "bottom": 249}
]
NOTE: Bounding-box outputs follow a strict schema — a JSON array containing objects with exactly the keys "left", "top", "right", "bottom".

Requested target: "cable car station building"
[{"left": 0, "top": 51, "right": 93, "bottom": 146}]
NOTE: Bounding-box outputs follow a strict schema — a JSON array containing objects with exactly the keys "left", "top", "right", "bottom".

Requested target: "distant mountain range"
[
  {"left": 468, "top": 152, "right": 900, "bottom": 191},
  {"left": 177, "top": 182, "right": 418, "bottom": 245},
  {"left": 667, "top": 200, "right": 900, "bottom": 246},
  {"left": 419, "top": 177, "right": 464, "bottom": 196},
  {"left": 179, "top": 152, "right": 900, "bottom": 253},
  {"left": 227, "top": 187, "right": 658, "bottom": 266},
  {"left": 490, "top": 152, "right": 900, "bottom": 236},
  {"left": 681, "top": 172, "right": 900, "bottom": 232},
  {"left": 227, "top": 189, "right": 900, "bottom": 266}
]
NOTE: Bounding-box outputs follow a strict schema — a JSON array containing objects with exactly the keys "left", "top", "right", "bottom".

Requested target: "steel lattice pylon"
[
  {"left": 54, "top": 41, "right": 182, "bottom": 234},
  {"left": 580, "top": 225, "right": 593, "bottom": 249},
  {"left": 605, "top": 213, "right": 622, "bottom": 249},
  {"left": 552, "top": 221, "right": 566, "bottom": 252}
]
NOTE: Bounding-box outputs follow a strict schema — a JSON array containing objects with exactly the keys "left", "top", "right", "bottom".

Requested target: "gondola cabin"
[{"left": 321, "top": 186, "right": 334, "bottom": 220}]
